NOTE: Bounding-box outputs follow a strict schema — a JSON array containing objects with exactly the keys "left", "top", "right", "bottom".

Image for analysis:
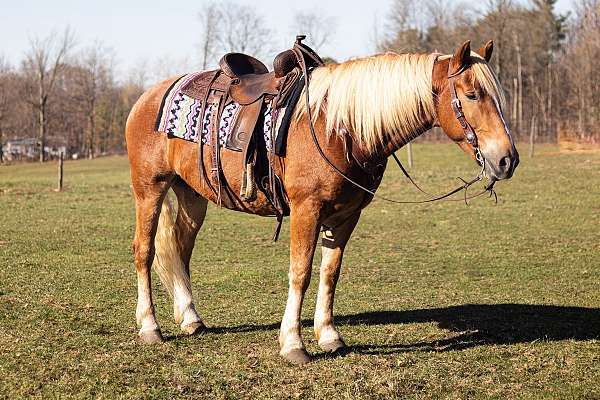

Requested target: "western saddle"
[{"left": 181, "top": 36, "right": 323, "bottom": 239}]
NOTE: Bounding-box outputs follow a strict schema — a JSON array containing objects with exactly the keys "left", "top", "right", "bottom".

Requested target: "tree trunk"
[
  {"left": 512, "top": 33, "right": 523, "bottom": 134},
  {"left": 495, "top": 39, "right": 501, "bottom": 79},
  {"left": 88, "top": 111, "right": 95, "bottom": 159},
  {"left": 531, "top": 75, "right": 547, "bottom": 142},
  {"left": 0, "top": 127, "right": 3, "bottom": 164},
  {"left": 512, "top": 78, "right": 518, "bottom": 129},
  {"left": 547, "top": 63, "right": 553, "bottom": 139},
  {"left": 201, "top": 38, "right": 210, "bottom": 70},
  {"left": 578, "top": 86, "right": 584, "bottom": 136},
  {"left": 529, "top": 115, "right": 536, "bottom": 158},
  {"left": 38, "top": 100, "right": 46, "bottom": 162},
  {"left": 516, "top": 38, "right": 523, "bottom": 136}
]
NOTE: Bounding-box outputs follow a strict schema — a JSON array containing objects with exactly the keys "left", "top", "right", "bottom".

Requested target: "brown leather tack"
[
  {"left": 176, "top": 37, "right": 322, "bottom": 236},
  {"left": 219, "top": 53, "right": 268, "bottom": 78}
]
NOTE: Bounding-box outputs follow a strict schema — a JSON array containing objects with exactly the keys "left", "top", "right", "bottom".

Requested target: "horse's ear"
[
  {"left": 476, "top": 40, "right": 494, "bottom": 62},
  {"left": 449, "top": 41, "right": 471, "bottom": 76}
]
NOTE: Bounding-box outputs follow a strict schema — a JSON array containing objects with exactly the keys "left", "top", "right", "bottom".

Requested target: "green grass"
[{"left": 1, "top": 144, "right": 599, "bottom": 399}]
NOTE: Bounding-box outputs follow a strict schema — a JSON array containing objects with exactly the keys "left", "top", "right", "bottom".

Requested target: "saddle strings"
[{"left": 293, "top": 43, "right": 497, "bottom": 206}]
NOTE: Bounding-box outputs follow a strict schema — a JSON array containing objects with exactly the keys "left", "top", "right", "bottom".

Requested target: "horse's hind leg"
[
  {"left": 314, "top": 212, "right": 361, "bottom": 353},
  {"left": 171, "top": 180, "right": 208, "bottom": 334},
  {"left": 132, "top": 177, "right": 173, "bottom": 344},
  {"left": 152, "top": 179, "right": 208, "bottom": 335}
]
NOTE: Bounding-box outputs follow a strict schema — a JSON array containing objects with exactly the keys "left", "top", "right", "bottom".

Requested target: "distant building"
[
  {"left": 2, "top": 138, "right": 66, "bottom": 161},
  {"left": 3, "top": 138, "right": 38, "bottom": 161}
]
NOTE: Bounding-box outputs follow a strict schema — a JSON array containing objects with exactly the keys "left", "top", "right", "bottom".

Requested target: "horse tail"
[{"left": 152, "top": 195, "right": 191, "bottom": 323}]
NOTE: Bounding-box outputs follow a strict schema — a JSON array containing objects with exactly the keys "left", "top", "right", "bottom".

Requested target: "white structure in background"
[{"left": 2, "top": 138, "right": 67, "bottom": 161}]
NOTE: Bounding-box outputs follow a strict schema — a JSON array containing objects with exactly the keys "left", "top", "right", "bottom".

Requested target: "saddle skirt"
[{"left": 155, "top": 72, "right": 286, "bottom": 153}]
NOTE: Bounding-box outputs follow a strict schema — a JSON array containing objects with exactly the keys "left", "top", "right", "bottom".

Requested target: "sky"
[{"left": 1, "top": 0, "right": 574, "bottom": 81}]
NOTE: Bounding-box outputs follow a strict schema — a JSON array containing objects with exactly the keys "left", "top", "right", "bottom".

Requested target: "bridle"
[
  {"left": 448, "top": 64, "right": 487, "bottom": 173},
  {"left": 294, "top": 42, "right": 496, "bottom": 205}
]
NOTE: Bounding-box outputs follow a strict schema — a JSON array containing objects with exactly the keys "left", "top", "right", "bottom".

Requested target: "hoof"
[
  {"left": 181, "top": 321, "right": 207, "bottom": 336},
  {"left": 319, "top": 339, "right": 346, "bottom": 353},
  {"left": 139, "top": 329, "right": 164, "bottom": 344},
  {"left": 281, "top": 348, "right": 312, "bottom": 365}
]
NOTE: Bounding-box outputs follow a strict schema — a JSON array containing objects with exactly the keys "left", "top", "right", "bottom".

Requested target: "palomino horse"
[{"left": 125, "top": 40, "right": 519, "bottom": 364}]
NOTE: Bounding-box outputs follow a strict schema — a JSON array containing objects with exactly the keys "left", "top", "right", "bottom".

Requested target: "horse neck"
[{"left": 377, "top": 115, "right": 435, "bottom": 159}]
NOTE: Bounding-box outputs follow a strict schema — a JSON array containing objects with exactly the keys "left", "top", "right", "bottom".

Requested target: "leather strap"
[
  {"left": 197, "top": 71, "right": 222, "bottom": 201},
  {"left": 342, "top": 129, "right": 386, "bottom": 191},
  {"left": 294, "top": 35, "right": 324, "bottom": 68},
  {"left": 209, "top": 94, "right": 223, "bottom": 205},
  {"left": 448, "top": 75, "right": 478, "bottom": 148},
  {"left": 275, "top": 68, "right": 300, "bottom": 108}
]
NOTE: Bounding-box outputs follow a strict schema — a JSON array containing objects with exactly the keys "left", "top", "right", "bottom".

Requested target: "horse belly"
[{"left": 168, "top": 138, "right": 279, "bottom": 216}]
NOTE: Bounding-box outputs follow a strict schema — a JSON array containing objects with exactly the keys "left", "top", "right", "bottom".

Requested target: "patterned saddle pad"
[{"left": 155, "top": 73, "right": 282, "bottom": 152}]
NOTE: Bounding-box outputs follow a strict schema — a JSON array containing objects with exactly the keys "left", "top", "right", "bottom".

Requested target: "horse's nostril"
[{"left": 498, "top": 156, "right": 511, "bottom": 171}]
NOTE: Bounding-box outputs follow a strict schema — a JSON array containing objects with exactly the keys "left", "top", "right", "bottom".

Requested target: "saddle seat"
[
  {"left": 219, "top": 52, "right": 268, "bottom": 77},
  {"left": 220, "top": 50, "right": 301, "bottom": 105}
]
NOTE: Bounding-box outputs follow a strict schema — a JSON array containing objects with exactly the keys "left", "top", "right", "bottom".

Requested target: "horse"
[{"left": 125, "top": 40, "right": 519, "bottom": 365}]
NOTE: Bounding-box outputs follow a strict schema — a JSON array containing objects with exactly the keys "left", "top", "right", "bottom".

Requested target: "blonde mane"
[{"left": 294, "top": 51, "right": 505, "bottom": 154}]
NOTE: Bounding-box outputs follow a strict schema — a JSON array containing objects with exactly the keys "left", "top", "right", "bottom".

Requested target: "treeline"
[
  {"left": 2, "top": 1, "right": 597, "bottom": 163},
  {"left": 0, "top": 30, "right": 144, "bottom": 162},
  {"left": 380, "top": 0, "right": 600, "bottom": 144},
  {"left": 0, "top": 3, "right": 336, "bottom": 163}
]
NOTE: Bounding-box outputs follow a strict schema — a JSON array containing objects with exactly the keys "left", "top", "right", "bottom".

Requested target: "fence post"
[
  {"left": 407, "top": 142, "right": 414, "bottom": 169},
  {"left": 57, "top": 151, "right": 64, "bottom": 191}
]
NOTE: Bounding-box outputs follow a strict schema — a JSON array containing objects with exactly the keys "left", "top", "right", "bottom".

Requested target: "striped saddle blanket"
[{"left": 155, "top": 72, "right": 288, "bottom": 154}]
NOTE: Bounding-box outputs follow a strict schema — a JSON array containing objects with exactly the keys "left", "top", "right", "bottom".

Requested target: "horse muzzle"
[{"left": 484, "top": 146, "right": 519, "bottom": 180}]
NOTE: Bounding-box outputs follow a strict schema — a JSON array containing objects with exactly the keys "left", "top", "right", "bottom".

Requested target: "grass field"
[{"left": 1, "top": 144, "right": 599, "bottom": 399}]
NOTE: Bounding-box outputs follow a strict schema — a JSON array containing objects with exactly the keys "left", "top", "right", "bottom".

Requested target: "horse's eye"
[{"left": 465, "top": 92, "right": 479, "bottom": 101}]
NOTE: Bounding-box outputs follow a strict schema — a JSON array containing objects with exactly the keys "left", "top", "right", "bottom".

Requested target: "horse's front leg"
[
  {"left": 279, "top": 203, "right": 321, "bottom": 365},
  {"left": 314, "top": 212, "right": 361, "bottom": 353}
]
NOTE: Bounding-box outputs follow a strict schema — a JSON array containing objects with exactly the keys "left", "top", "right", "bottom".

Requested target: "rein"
[{"left": 293, "top": 42, "right": 497, "bottom": 205}]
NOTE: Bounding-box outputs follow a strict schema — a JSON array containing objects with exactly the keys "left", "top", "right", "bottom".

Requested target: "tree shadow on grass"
[{"left": 202, "top": 304, "right": 600, "bottom": 354}]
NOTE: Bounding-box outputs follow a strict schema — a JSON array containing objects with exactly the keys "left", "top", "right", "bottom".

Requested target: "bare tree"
[
  {"left": 198, "top": 1, "right": 221, "bottom": 69},
  {"left": 380, "top": 0, "right": 420, "bottom": 52},
  {"left": 291, "top": 11, "right": 337, "bottom": 52},
  {"left": 387, "top": 0, "right": 424, "bottom": 32},
  {"left": 74, "top": 42, "right": 112, "bottom": 159},
  {"left": 424, "top": 0, "right": 454, "bottom": 27},
  {"left": 0, "top": 56, "right": 11, "bottom": 163},
  {"left": 216, "top": 1, "right": 274, "bottom": 59},
  {"left": 127, "top": 59, "right": 149, "bottom": 89},
  {"left": 483, "top": 0, "right": 514, "bottom": 78},
  {"left": 24, "top": 28, "right": 74, "bottom": 162},
  {"left": 150, "top": 56, "right": 193, "bottom": 84},
  {"left": 370, "top": 12, "right": 382, "bottom": 53},
  {"left": 560, "top": 0, "right": 600, "bottom": 140},
  {"left": 513, "top": 32, "right": 523, "bottom": 133},
  {"left": 424, "top": 1, "right": 474, "bottom": 53}
]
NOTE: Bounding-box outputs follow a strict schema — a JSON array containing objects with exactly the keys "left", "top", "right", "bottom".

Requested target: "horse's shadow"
[{"left": 202, "top": 304, "right": 600, "bottom": 355}]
